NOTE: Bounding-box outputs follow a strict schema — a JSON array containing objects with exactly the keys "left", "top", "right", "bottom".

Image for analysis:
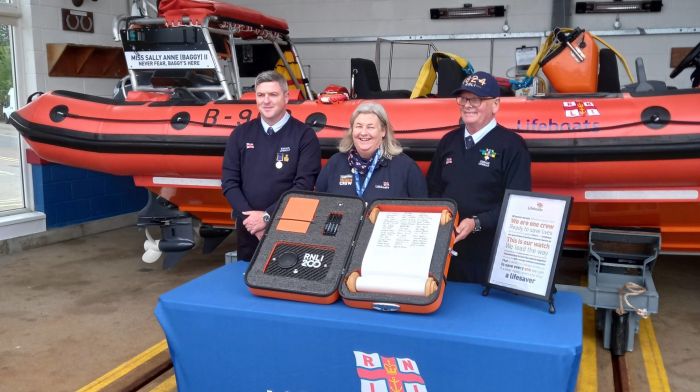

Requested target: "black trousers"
[
  {"left": 446, "top": 233, "right": 495, "bottom": 284},
  {"left": 235, "top": 221, "right": 260, "bottom": 262}
]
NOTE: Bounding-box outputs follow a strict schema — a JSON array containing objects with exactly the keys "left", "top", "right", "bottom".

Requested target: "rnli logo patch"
[
  {"left": 354, "top": 351, "right": 428, "bottom": 392},
  {"left": 478, "top": 148, "right": 497, "bottom": 167},
  {"left": 563, "top": 101, "right": 600, "bottom": 117},
  {"left": 445, "top": 157, "right": 453, "bottom": 165},
  {"left": 375, "top": 181, "right": 390, "bottom": 190},
  {"left": 339, "top": 174, "right": 353, "bottom": 186},
  {"left": 246, "top": 143, "right": 254, "bottom": 149}
]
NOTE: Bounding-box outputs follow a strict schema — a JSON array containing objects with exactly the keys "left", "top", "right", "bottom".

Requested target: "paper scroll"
[{"left": 354, "top": 211, "right": 440, "bottom": 296}]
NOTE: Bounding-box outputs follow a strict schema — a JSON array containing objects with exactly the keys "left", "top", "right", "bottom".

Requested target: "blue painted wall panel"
[
  {"left": 71, "top": 178, "right": 107, "bottom": 199},
  {"left": 31, "top": 163, "right": 148, "bottom": 228}
]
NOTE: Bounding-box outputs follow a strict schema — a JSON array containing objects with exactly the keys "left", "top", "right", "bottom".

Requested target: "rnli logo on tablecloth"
[
  {"left": 339, "top": 174, "right": 353, "bottom": 186},
  {"left": 563, "top": 101, "right": 600, "bottom": 118},
  {"left": 246, "top": 143, "right": 254, "bottom": 149},
  {"left": 375, "top": 181, "right": 390, "bottom": 190},
  {"left": 478, "top": 148, "right": 497, "bottom": 167},
  {"left": 353, "top": 351, "right": 428, "bottom": 392}
]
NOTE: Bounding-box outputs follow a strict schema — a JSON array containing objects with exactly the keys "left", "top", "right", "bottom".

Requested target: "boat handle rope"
[
  {"left": 616, "top": 282, "right": 649, "bottom": 319},
  {"left": 27, "top": 91, "right": 44, "bottom": 104},
  {"left": 59, "top": 110, "right": 700, "bottom": 134},
  {"left": 60, "top": 111, "right": 463, "bottom": 134}
]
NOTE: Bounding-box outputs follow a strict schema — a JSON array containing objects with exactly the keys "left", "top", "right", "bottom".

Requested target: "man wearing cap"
[
  {"left": 427, "top": 71, "right": 531, "bottom": 284},
  {"left": 222, "top": 70, "right": 321, "bottom": 261}
]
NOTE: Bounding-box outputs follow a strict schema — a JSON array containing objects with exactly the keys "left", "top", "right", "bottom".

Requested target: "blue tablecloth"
[{"left": 156, "top": 263, "right": 582, "bottom": 392}]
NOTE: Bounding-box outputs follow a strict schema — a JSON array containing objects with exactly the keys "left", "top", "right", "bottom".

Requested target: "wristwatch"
[
  {"left": 472, "top": 216, "right": 482, "bottom": 233},
  {"left": 262, "top": 212, "right": 271, "bottom": 223}
]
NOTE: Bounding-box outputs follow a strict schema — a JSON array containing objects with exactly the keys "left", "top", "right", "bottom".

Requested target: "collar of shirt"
[
  {"left": 260, "top": 112, "right": 291, "bottom": 134},
  {"left": 464, "top": 118, "right": 497, "bottom": 145}
]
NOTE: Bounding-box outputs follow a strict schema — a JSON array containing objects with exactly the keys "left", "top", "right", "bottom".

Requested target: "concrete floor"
[
  {"left": 0, "top": 223, "right": 698, "bottom": 392},
  {"left": 0, "top": 224, "right": 225, "bottom": 392},
  {"left": 648, "top": 254, "right": 700, "bottom": 391}
]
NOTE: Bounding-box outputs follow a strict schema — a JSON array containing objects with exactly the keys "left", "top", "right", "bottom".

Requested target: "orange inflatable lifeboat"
[{"left": 10, "top": 0, "right": 700, "bottom": 256}]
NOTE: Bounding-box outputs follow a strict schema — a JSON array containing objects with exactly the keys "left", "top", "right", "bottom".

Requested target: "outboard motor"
[{"left": 138, "top": 193, "right": 195, "bottom": 268}]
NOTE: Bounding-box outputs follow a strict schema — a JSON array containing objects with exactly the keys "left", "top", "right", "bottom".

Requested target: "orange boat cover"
[{"left": 158, "top": 0, "right": 289, "bottom": 34}]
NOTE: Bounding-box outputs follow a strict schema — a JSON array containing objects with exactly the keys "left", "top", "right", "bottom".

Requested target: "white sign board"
[
  {"left": 488, "top": 192, "right": 569, "bottom": 297},
  {"left": 125, "top": 50, "right": 216, "bottom": 69}
]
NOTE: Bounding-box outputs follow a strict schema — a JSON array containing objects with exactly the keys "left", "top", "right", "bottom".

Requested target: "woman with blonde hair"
[{"left": 316, "top": 101, "right": 427, "bottom": 203}]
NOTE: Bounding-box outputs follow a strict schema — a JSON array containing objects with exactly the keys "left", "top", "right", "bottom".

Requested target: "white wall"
[
  {"left": 235, "top": 0, "right": 700, "bottom": 92},
  {"left": 19, "top": 0, "right": 128, "bottom": 99},
  {"left": 15, "top": 0, "right": 700, "bottom": 97}
]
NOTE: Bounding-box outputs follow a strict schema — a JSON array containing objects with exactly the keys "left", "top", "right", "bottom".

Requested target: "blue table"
[{"left": 156, "top": 263, "right": 582, "bottom": 391}]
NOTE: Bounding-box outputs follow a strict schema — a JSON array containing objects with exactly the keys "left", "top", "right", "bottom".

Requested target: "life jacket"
[
  {"left": 275, "top": 50, "right": 303, "bottom": 90},
  {"left": 410, "top": 52, "right": 470, "bottom": 99}
]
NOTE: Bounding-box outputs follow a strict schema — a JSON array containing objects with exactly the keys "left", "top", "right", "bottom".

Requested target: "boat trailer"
[{"left": 557, "top": 228, "right": 660, "bottom": 355}]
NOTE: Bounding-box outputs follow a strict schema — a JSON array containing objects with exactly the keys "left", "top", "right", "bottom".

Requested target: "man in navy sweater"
[
  {"left": 222, "top": 71, "right": 321, "bottom": 261},
  {"left": 427, "top": 71, "right": 531, "bottom": 284}
]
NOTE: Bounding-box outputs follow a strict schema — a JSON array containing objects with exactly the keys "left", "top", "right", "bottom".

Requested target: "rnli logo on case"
[
  {"left": 478, "top": 148, "right": 497, "bottom": 167},
  {"left": 563, "top": 101, "right": 600, "bottom": 117},
  {"left": 301, "top": 253, "right": 325, "bottom": 268},
  {"left": 353, "top": 351, "right": 428, "bottom": 392},
  {"left": 246, "top": 143, "right": 254, "bottom": 149},
  {"left": 339, "top": 174, "right": 353, "bottom": 186}
]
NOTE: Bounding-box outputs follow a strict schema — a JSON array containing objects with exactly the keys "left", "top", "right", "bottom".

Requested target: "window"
[{"left": 0, "top": 23, "right": 21, "bottom": 214}]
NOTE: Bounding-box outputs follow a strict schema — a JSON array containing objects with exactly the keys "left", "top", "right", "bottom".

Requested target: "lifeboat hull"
[{"left": 11, "top": 89, "right": 700, "bottom": 253}]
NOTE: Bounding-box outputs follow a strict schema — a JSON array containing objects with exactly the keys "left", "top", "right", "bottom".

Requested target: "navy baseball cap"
[{"left": 451, "top": 71, "right": 500, "bottom": 98}]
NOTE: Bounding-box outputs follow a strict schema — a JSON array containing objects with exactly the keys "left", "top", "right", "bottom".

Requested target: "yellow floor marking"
[
  {"left": 639, "top": 317, "right": 671, "bottom": 392},
  {"left": 576, "top": 304, "right": 598, "bottom": 392},
  {"left": 149, "top": 375, "right": 177, "bottom": 392},
  {"left": 77, "top": 340, "right": 169, "bottom": 391}
]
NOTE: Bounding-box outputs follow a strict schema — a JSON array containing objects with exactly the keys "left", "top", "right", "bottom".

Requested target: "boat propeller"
[{"left": 142, "top": 228, "right": 162, "bottom": 263}]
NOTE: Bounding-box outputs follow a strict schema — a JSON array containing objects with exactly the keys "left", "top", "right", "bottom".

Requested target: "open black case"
[{"left": 245, "top": 191, "right": 458, "bottom": 313}]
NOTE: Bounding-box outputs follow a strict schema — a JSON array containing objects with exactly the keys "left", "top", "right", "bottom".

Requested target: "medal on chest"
[{"left": 275, "top": 153, "right": 284, "bottom": 169}]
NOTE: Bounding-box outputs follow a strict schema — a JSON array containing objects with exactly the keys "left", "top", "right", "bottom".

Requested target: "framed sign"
[{"left": 483, "top": 190, "right": 572, "bottom": 313}]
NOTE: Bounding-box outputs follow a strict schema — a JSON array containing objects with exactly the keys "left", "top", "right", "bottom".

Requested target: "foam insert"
[{"left": 246, "top": 191, "right": 365, "bottom": 299}]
